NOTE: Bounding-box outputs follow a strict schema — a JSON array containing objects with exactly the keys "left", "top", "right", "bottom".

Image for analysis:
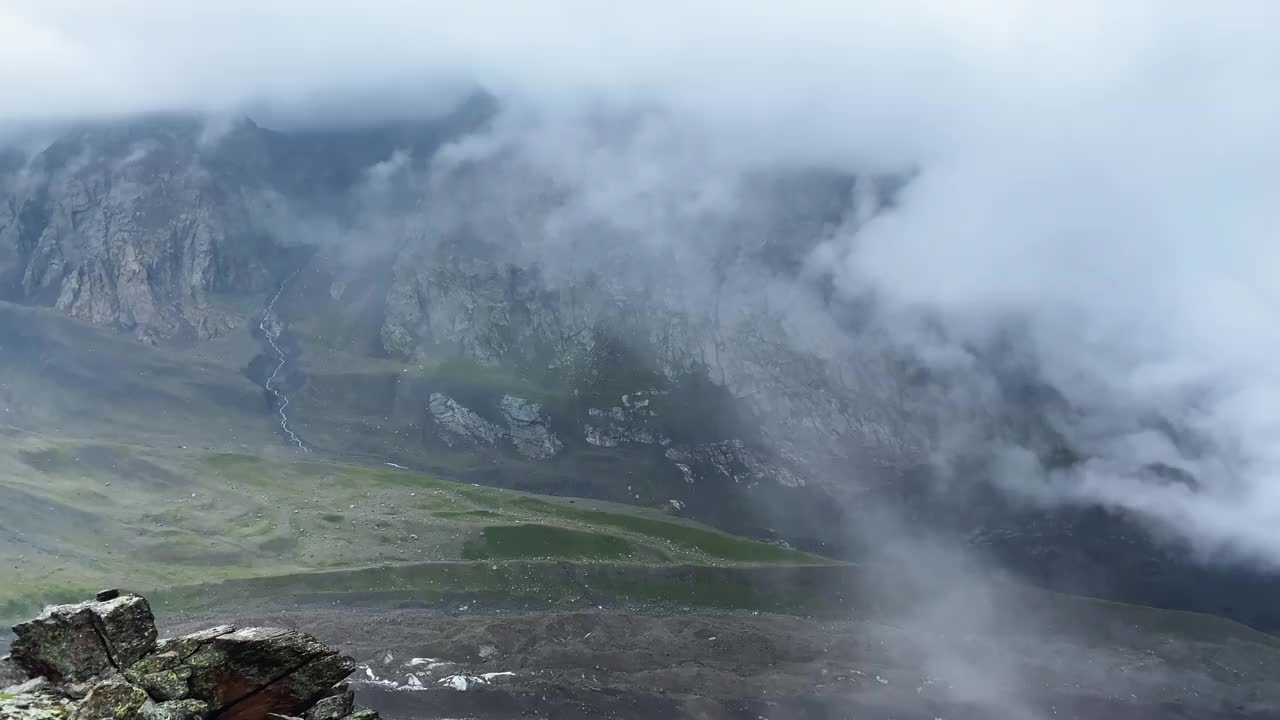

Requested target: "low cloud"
[{"left": 6, "top": 1, "right": 1280, "bottom": 565}]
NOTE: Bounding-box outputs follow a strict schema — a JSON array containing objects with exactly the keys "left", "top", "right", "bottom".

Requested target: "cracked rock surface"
[
  {"left": 10, "top": 595, "right": 156, "bottom": 684},
  {"left": 1, "top": 594, "right": 374, "bottom": 720},
  {"left": 498, "top": 395, "right": 562, "bottom": 460}
]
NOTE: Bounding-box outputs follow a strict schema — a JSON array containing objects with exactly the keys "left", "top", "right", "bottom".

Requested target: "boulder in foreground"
[
  {"left": 10, "top": 594, "right": 157, "bottom": 684},
  {"left": 1, "top": 593, "right": 377, "bottom": 720}
]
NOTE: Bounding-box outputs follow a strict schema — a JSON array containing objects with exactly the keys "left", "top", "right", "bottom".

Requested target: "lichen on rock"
[
  {"left": 73, "top": 680, "right": 149, "bottom": 720},
  {"left": 11, "top": 595, "right": 157, "bottom": 684},
  {"left": 3, "top": 594, "right": 379, "bottom": 720},
  {"left": 138, "top": 699, "right": 207, "bottom": 720}
]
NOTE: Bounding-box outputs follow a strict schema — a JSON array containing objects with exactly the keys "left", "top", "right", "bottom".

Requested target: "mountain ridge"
[{"left": 3, "top": 111, "right": 1280, "bottom": 639}]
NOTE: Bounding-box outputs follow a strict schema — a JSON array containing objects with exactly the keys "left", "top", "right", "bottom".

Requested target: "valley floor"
[{"left": 151, "top": 603, "right": 1280, "bottom": 720}]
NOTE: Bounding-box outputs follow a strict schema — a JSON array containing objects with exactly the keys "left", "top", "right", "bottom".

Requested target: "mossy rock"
[
  {"left": 75, "top": 680, "right": 148, "bottom": 720},
  {"left": 140, "top": 699, "right": 207, "bottom": 720},
  {"left": 124, "top": 666, "right": 191, "bottom": 702}
]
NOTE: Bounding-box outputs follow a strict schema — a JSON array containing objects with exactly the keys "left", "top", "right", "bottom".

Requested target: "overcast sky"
[{"left": 5, "top": 1, "right": 1280, "bottom": 565}]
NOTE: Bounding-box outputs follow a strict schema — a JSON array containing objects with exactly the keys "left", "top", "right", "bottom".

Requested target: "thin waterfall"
[{"left": 259, "top": 270, "right": 308, "bottom": 452}]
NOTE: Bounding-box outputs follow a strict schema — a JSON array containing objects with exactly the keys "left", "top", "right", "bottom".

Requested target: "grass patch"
[
  {"left": 151, "top": 561, "right": 857, "bottom": 617},
  {"left": 259, "top": 536, "right": 300, "bottom": 553},
  {"left": 509, "top": 497, "right": 822, "bottom": 563},
  {"left": 433, "top": 509, "right": 503, "bottom": 521},
  {"left": 419, "top": 359, "right": 543, "bottom": 394},
  {"left": 462, "top": 524, "right": 638, "bottom": 561},
  {"left": 1, "top": 445, "right": 828, "bottom": 624},
  {"left": 301, "top": 462, "right": 454, "bottom": 492},
  {"left": 153, "top": 561, "right": 577, "bottom": 611},
  {"left": 205, "top": 453, "right": 263, "bottom": 470},
  {"left": 17, "top": 447, "right": 77, "bottom": 473}
]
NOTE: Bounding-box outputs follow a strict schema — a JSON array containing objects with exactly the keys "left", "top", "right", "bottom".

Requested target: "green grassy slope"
[
  {"left": 0, "top": 301, "right": 274, "bottom": 449},
  {"left": 11, "top": 430, "right": 1274, "bottom": 669},
  {"left": 0, "top": 436, "right": 824, "bottom": 623},
  {"left": 0, "top": 299, "right": 833, "bottom": 625},
  {"left": 152, "top": 561, "right": 862, "bottom": 617},
  {"left": 4, "top": 302, "right": 1278, "bottom": 660}
]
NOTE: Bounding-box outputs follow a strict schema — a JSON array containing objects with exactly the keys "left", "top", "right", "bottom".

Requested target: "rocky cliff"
[
  {"left": 0, "top": 112, "right": 915, "bottom": 479},
  {"left": 0, "top": 119, "right": 278, "bottom": 344},
  {"left": 0, "top": 103, "right": 487, "bottom": 345},
  {"left": 0, "top": 592, "right": 377, "bottom": 720},
  {"left": 370, "top": 155, "right": 922, "bottom": 477}
]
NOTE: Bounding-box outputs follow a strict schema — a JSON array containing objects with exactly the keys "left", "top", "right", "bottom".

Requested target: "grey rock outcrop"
[
  {"left": 75, "top": 679, "right": 149, "bottom": 720},
  {"left": 304, "top": 687, "right": 354, "bottom": 720},
  {"left": 0, "top": 655, "right": 27, "bottom": 687},
  {"left": 428, "top": 393, "right": 565, "bottom": 460},
  {"left": 498, "top": 395, "right": 562, "bottom": 460},
  {"left": 584, "top": 391, "right": 670, "bottom": 448},
  {"left": 140, "top": 699, "right": 209, "bottom": 720},
  {"left": 427, "top": 393, "right": 503, "bottom": 447},
  {"left": 381, "top": 256, "right": 521, "bottom": 366},
  {"left": 10, "top": 594, "right": 157, "bottom": 684},
  {"left": 0, "top": 678, "right": 75, "bottom": 720},
  {"left": 181, "top": 626, "right": 355, "bottom": 720},
  {"left": 665, "top": 441, "right": 804, "bottom": 488},
  {"left": 2, "top": 593, "right": 379, "bottom": 720},
  {"left": 0, "top": 121, "right": 274, "bottom": 343}
]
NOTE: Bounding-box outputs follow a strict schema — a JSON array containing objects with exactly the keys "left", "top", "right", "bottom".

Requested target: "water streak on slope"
[{"left": 260, "top": 271, "right": 308, "bottom": 452}]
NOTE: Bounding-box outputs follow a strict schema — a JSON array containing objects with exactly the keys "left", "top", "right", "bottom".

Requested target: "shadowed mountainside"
[{"left": 3, "top": 112, "right": 1280, "bottom": 641}]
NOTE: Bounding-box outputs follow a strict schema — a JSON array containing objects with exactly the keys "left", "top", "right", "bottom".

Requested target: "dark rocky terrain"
[
  {"left": 130, "top": 599, "right": 1280, "bottom": 720},
  {"left": 7, "top": 590, "right": 1280, "bottom": 720}
]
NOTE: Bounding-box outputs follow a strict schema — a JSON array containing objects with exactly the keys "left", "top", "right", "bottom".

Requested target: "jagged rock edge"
[{"left": 2, "top": 595, "right": 379, "bottom": 720}]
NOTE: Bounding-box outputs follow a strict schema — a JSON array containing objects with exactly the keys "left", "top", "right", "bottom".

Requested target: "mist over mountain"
[{"left": 3, "top": 3, "right": 1280, "bottom": 719}]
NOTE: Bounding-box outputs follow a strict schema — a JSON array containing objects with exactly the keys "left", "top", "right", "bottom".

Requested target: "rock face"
[
  {"left": 665, "top": 441, "right": 805, "bottom": 489},
  {"left": 181, "top": 627, "right": 355, "bottom": 720},
  {"left": 427, "top": 393, "right": 503, "bottom": 447},
  {"left": 498, "top": 395, "right": 562, "bottom": 460},
  {"left": 0, "top": 120, "right": 277, "bottom": 343},
  {"left": 1, "top": 593, "right": 377, "bottom": 720},
  {"left": 429, "top": 393, "right": 564, "bottom": 460},
  {"left": 11, "top": 595, "right": 157, "bottom": 684},
  {"left": 0, "top": 656, "right": 26, "bottom": 687},
  {"left": 76, "top": 679, "right": 149, "bottom": 720},
  {"left": 584, "top": 391, "right": 670, "bottom": 448}
]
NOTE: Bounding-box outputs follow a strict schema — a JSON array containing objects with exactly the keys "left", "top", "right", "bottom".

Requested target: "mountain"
[{"left": 2, "top": 107, "right": 1280, "bottom": 641}]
